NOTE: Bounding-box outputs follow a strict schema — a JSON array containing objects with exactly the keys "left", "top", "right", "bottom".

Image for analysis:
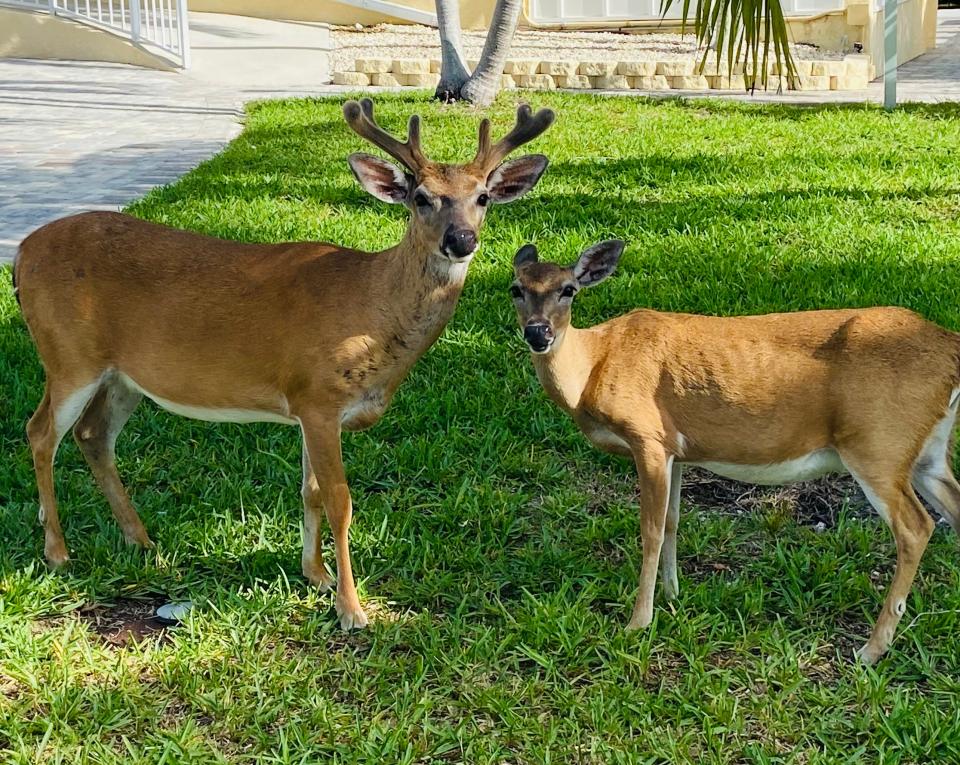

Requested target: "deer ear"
[
  {"left": 487, "top": 155, "right": 549, "bottom": 203},
  {"left": 513, "top": 244, "right": 539, "bottom": 271},
  {"left": 347, "top": 152, "right": 410, "bottom": 204},
  {"left": 572, "top": 240, "right": 624, "bottom": 287}
]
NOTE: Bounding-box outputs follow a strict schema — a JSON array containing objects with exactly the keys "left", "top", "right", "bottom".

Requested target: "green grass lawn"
[{"left": 4, "top": 92, "right": 960, "bottom": 763}]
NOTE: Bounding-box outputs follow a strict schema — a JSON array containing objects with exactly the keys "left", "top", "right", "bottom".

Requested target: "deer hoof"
[
  {"left": 337, "top": 603, "right": 369, "bottom": 631},
  {"left": 854, "top": 642, "right": 884, "bottom": 666},
  {"left": 44, "top": 543, "right": 70, "bottom": 569}
]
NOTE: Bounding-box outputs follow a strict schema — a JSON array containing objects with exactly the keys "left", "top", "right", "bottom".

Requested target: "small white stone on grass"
[{"left": 155, "top": 601, "right": 193, "bottom": 624}]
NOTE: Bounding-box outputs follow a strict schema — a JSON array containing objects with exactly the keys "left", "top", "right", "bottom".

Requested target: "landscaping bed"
[{"left": 331, "top": 24, "right": 873, "bottom": 92}]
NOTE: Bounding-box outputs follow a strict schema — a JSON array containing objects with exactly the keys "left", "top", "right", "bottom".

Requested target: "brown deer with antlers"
[{"left": 14, "top": 99, "right": 554, "bottom": 630}]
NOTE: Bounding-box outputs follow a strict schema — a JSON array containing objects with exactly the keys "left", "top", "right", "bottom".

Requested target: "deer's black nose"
[
  {"left": 524, "top": 322, "right": 554, "bottom": 352},
  {"left": 442, "top": 227, "right": 477, "bottom": 260}
]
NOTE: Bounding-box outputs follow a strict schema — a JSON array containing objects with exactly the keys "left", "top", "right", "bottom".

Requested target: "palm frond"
[{"left": 661, "top": 0, "right": 795, "bottom": 91}]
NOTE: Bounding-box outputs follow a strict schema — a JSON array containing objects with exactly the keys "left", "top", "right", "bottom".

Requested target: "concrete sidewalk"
[
  {"left": 3, "top": 10, "right": 960, "bottom": 264},
  {"left": 0, "top": 11, "right": 331, "bottom": 262}
]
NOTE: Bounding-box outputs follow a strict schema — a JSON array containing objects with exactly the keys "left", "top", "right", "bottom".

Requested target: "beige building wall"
[
  {"left": 189, "top": 0, "right": 498, "bottom": 28},
  {"left": 0, "top": 0, "right": 939, "bottom": 77},
  {"left": 0, "top": 7, "right": 175, "bottom": 69},
  {"left": 865, "top": 0, "right": 938, "bottom": 74},
  {"left": 187, "top": 0, "right": 937, "bottom": 70}
]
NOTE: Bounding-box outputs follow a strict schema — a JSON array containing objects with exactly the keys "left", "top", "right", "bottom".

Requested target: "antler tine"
[
  {"left": 474, "top": 118, "right": 492, "bottom": 164},
  {"left": 473, "top": 104, "right": 556, "bottom": 171},
  {"left": 342, "top": 98, "right": 426, "bottom": 172},
  {"left": 405, "top": 114, "right": 426, "bottom": 167}
]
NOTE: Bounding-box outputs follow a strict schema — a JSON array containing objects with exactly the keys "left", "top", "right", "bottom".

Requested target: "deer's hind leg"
[
  {"left": 660, "top": 461, "right": 683, "bottom": 601},
  {"left": 842, "top": 450, "right": 935, "bottom": 665},
  {"left": 912, "top": 396, "right": 960, "bottom": 536},
  {"left": 72, "top": 376, "right": 151, "bottom": 548},
  {"left": 27, "top": 377, "right": 102, "bottom": 566}
]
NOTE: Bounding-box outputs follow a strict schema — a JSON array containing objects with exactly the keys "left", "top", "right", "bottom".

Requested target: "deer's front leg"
[
  {"left": 299, "top": 414, "right": 368, "bottom": 631},
  {"left": 300, "top": 440, "right": 336, "bottom": 592},
  {"left": 626, "top": 439, "right": 672, "bottom": 631}
]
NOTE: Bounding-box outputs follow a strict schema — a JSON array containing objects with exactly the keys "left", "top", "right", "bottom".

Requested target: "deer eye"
[
  {"left": 560, "top": 285, "right": 576, "bottom": 299},
  {"left": 477, "top": 193, "right": 490, "bottom": 207},
  {"left": 509, "top": 285, "right": 523, "bottom": 300},
  {"left": 414, "top": 192, "right": 430, "bottom": 208}
]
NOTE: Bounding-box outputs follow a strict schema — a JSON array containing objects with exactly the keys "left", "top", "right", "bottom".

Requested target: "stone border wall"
[{"left": 333, "top": 55, "right": 875, "bottom": 91}]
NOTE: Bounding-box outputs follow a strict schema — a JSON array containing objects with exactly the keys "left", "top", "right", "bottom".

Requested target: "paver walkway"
[
  {"left": 0, "top": 11, "right": 330, "bottom": 262},
  {"left": 2, "top": 10, "right": 960, "bottom": 264}
]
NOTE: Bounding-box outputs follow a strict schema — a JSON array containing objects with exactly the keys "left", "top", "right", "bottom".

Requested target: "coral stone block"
[
  {"left": 354, "top": 57, "right": 391, "bottom": 74},
  {"left": 591, "top": 74, "right": 631, "bottom": 89},
  {"left": 517, "top": 74, "right": 557, "bottom": 89},
  {"left": 579, "top": 61, "right": 617, "bottom": 76},
  {"left": 505, "top": 59, "right": 540, "bottom": 75},
  {"left": 393, "top": 58, "right": 430, "bottom": 74},
  {"left": 333, "top": 71, "right": 370, "bottom": 86},
  {"left": 540, "top": 60, "right": 580, "bottom": 76},
  {"left": 557, "top": 74, "right": 593, "bottom": 89},
  {"left": 617, "top": 61, "right": 657, "bottom": 76},
  {"left": 656, "top": 61, "right": 695, "bottom": 76},
  {"left": 371, "top": 72, "right": 403, "bottom": 86}
]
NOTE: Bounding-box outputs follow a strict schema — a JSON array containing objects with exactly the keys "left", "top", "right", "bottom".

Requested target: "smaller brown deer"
[{"left": 510, "top": 239, "right": 960, "bottom": 663}]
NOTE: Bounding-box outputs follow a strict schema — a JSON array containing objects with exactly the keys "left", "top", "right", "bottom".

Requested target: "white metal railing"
[{"left": 1, "top": 0, "right": 190, "bottom": 68}]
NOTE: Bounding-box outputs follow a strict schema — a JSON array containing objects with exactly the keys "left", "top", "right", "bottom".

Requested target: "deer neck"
[
  {"left": 532, "top": 327, "right": 594, "bottom": 413},
  {"left": 377, "top": 225, "right": 471, "bottom": 369}
]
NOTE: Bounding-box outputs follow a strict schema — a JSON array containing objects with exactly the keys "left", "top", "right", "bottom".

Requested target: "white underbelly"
[
  {"left": 119, "top": 374, "right": 297, "bottom": 425},
  {"left": 692, "top": 448, "right": 846, "bottom": 485}
]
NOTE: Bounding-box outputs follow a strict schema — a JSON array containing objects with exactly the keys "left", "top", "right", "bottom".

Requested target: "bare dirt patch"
[
  {"left": 77, "top": 597, "right": 174, "bottom": 647},
  {"left": 682, "top": 469, "right": 869, "bottom": 528}
]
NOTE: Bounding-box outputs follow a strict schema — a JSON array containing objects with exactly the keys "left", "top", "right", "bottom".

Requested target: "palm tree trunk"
[
  {"left": 434, "top": 0, "right": 471, "bottom": 102},
  {"left": 459, "top": 0, "right": 523, "bottom": 107},
  {"left": 433, "top": 0, "right": 522, "bottom": 105}
]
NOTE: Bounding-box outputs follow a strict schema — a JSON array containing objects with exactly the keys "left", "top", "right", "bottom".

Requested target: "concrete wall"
[
  {"left": 189, "top": 0, "right": 498, "bottom": 28},
  {"left": 786, "top": 10, "right": 864, "bottom": 51},
  {"left": 0, "top": 7, "right": 175, "bottom": 69},
  {"left": 866, "top": 0, "right": 938, "bottom": 75}
]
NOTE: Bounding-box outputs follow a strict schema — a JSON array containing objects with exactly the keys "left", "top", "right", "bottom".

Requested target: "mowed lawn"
[{"left": 4, "top": 92, "right": 960, "bottom": 763}]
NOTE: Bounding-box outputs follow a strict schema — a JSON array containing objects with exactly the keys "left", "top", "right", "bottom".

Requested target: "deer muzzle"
[
  {"left": 441, "top": 227, "right": 478, "bottom": 261},
  {"left": 523, "top": 322, "right": 555, "bottom": 353}
]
